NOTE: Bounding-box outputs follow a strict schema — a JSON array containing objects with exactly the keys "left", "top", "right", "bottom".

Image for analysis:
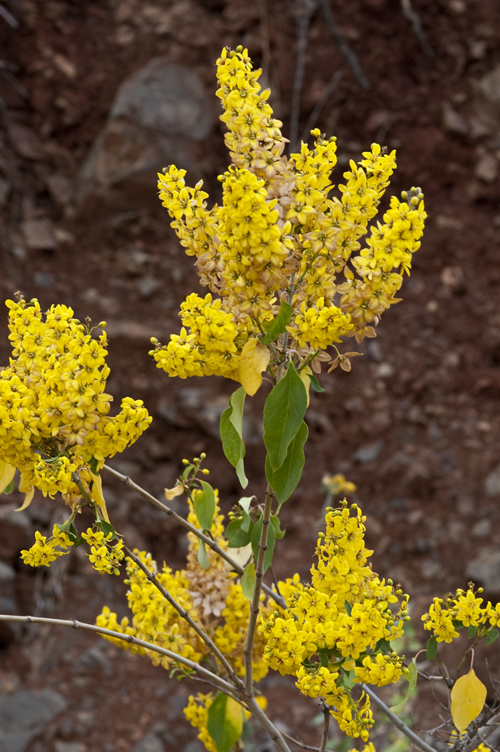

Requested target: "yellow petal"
[
  {"left": 91, "top": 473, "right": 110, "bottom": 523},
  {"left": 238, "top": 339, "right": 270, "bottom": 396},
  {"left": 451, "top": 668, "right": 487, "bottom": 733},
  {"left": 164, "top": 483, "right": 184, "bottom": 501},
  {"left": 16, "top": 476, "right": 35, "bottom": 511},
  {"left": 299, "top": 366, "right": 312, "bottom": 408},
  {"left": 0, "top": 461, "right": 16, "bottom": 494}
]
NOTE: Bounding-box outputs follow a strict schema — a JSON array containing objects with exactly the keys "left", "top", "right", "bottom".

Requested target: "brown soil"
[{"left": 1, "top": 1, "right": 500, "bottom": 750}]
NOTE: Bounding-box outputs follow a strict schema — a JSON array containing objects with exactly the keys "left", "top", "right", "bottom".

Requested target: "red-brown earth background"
[{"left": 1, "top": 1, "right": 500, "bottom": 750}]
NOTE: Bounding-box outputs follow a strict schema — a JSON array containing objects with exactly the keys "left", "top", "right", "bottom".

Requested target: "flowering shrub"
[{"left": 1, "top": 46, "right": 499, "bottom": 752}]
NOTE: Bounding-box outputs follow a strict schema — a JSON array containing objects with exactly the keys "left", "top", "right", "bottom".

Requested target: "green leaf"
[
  {"left": 308, "top": 373, "right": 325, "bottom": 393},
  {"left": 271, "top": 516, "right": 286, "bottom": 539},
  {"left": 2, "top": 479, "right": 15, "bottom": 495},
  {"left": 207, "top": 692, "right": 244, "bottom": 752},
  {"left": 182, "top": 464, "right": 194, "bottom": 480},
  {"left": 375, "top": 638, "right": 392, "bottom": 654},
  {"left": 226, "top": 518, "right": 253, "bottom": 549},
  {"left": 89, "top": 456, "right": 99, "bottom": 475},
  {"left": 468, "top": 625, "right": 477, "bottom": 639},
  {"left": 260, "top": 300, "right": 293, "bottom": 345},
  {"left": 96, "top": 519, "right": 116, "bottom": 540},
  {"left": 486, "top": 628, "right": 499, "bottom": 646},
  {"left": 238, "top": 496, "right": 254, "bottom": 532},
  {"left": 193, "top": 481, "right": 216, "bottom": 531},
  {"left": 265, "top": 421, "right": 308, "bottom": 506},
  {"left": 220, "top": 388, "right": 248, "bottom": 489},
  {"left": 241, "top": 561, "right": 256, "bottom": 600},
  {"left": 390, "top": 658, "right": 417, "bottom": 712},
  {"left": 344, "top": 600, "right": 352, "bottom": 617},
  {"left": 264, "top": 363, "right": 308, "bottom": 471},
  {"left": 197, "top": 540, "right": 209, "bottom": 570},
  {"left": 250, "top": 516, "right": 277, "bottom": 573},
  {"left": 426, "top": 635, "right": 438, "bottom": 660},
  {"left": 320, "top": 653, "right": 329, "bottom": 668}
]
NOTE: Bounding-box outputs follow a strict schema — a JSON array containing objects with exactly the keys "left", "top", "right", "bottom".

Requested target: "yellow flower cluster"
[
  {"left": 260, "top": 502, "right": 409, "bottom": 740},
  {"left": 21, "top": 524, "right": 73, "bottom": 567},
  {"left": 150, "top": 293, "right": 240, "bottom": 379},
  {"left": 82, "top": 528, "right": 125, "bottom": 576},
  {"left": 322, "top": 473, "right": 357, "bottom": 497},
  {"left": 96, "top": 491, "right": 271, "bottom": 681},
  {"left": 184, "top": 694, "right": 217, "bottom": 752},
  {"left": 0, "top": 298, "right": 151, "bottom": 504},
  {"left": 422, "top": 586, "right": 500, "bottom": 643},
  {"left": 152, "top": 47, "right": 426, "bottom": 386}
]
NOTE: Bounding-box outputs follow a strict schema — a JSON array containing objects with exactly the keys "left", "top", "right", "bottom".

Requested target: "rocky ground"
[{"left": 1, "top": 0, "right": 500, "bottom": 750}]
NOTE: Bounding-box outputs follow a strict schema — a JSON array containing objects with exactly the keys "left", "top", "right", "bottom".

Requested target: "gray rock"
[
  {"left": 466, "top": 548, "right": 500, "bottom": 592},
  {"left": 355, "top": 440, "right": 384, "bottom": 463},
  {"left": 472, "top": 519, "right": 492, "bottom": 538},
  {"left": 21, "top": 219, "right": 57, "bottom": 250},
  {"left": 0, "top": 690, "right": 67, "bottom": 752},
  {"left": 54, "top": 743, "right": 86, "bottom": 752},
  {"left": 0, "top": 563, "right": 15, "bottom": 583},
  {"left": 473, "top": 64, "right": 500, "bottom": 135},
  {"left": 110, "top": 58, "right": 211, "bottom": 140},
  {"left": 485, "top": 464, "right": 500, "bottom": 496},
  {"left": 77, "top": 58, "right": 211, "bottom": 216},
  {"left": 131, "top": 732, "right": 165, "bottom": 752}
]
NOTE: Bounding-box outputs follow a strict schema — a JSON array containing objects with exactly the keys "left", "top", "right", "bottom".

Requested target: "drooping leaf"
[
  {"left": 426, "top": 635, "right": 438, "bottom": 660},
  {"left": 15, "top": 476, "right": 34, "bottom": 512},
  {"left": 226, "top": 518, "right": 253, "bottom": 549},
  {"left": 344, "top": 600, "right": 352, "bottom": 616},
  {"left": 241, "top": 561, "right": 256, "bottom": 601},
  {"left": 390, "top": 659, "right": 418, "bottom": 713},
  {"left": 265, "top": 421, "right": 308, "bottom": 506},
  {"left": 89, "top": 456, "right": 99, "bottom": 475},
  {"left": 220, "top": 388, "right": 248, "bottom": 489},
  {"left": 0, "top": 461, "right": 16, "bottom": 495},
  {"left": 308, "top": 373, "right": 325, "bottom": 393},
  {"left": 192, "top": 481, "right": 216, "bottom": 531},
  {"left": 486, "top": 628, "right": 499, "bottom": 646},
  {"left": 238, "top": 496, "right": 254, "bottom": 532},
  {"left": 227, "top": 542, "right": 252, "bottom": 569},
  {"left": 250, "top": 516, "right": 277, "bottom": 573},
  {"left": 450, "top": 668, "right": 487, "bottom": 733},
  {"left": 468, "top": 625, "right": 477, "bottom": 639},
  {"left": 91, "top": 473, "right": 110, "bottom": 523},
  {"left": 263, "top": 363, "right": 308, "bottom": 471},
  {"left": 260, "top": 300, "right": 293, "bottom": 345},
  {"left": 197, "top": 540, "right": 210, "bottom": 570},
  {"left": 238, "top": 339, "right": 270, "bottom": 396},
  {"left": 299, "top": 367, "right": 312, "bottom": 408},
  {"left": 270, "top": 515, "right": 285, "bottom": 539},
  {"left": 207, "top": 692, "right": 244, "bottom": 752},
  {"left": 96, "top": 518, "right": 116, "bottom": 540}
]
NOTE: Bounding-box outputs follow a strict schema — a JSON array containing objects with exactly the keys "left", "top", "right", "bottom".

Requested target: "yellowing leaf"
[
  {"left": 299, "top": 367, "right": 312, "bottom": 407},
  {"left": 238, "top": 339, "right": 270, "bottom": 396},
  {"left": 0, "top": 461, "right": 16, "bottom": 494},
  {"left": 91, "top": 473, "right": 110, "bottom": 523},
  {"left": 164, "top": 483, "right": 184, "bottom": 501},
  {"left": 16, "top": 476, "right": 34, "bottom": 511},
  {"left": 451, "top": 668, "right": 487, "bottom": 733}
]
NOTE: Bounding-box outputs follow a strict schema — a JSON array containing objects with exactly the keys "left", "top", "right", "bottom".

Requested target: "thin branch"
[
  {"left": 316, "top": 0, "right": 370, "bottom": 90},
  {"left": 281, "top": 730, "right": 321, "bottom": 752},
  {"left": 102, "top": 464, "right": 286, "bottom": 610},
  {"left": 123, "top": 545, "right": 243, "bottom": 690},
  {"left": 290, "top": 0, "right": 316, "bottom": 153},
  {"left": 359, "top": 684, "right": 436, "bottom": 752},
  {"left": 400, "top": 0, "right": 435, "bottom": 57},
  {"left": 0, "top": 3, "right": 19, "bottom": 28},
  {"left": 0, "top": 613, "right": 235, "bottom": 695},
  {"left": 246, "top": 695, "right": 291, "bottom": 752},
  {"left": 244, "top": 483, "right": 274, "bottom": 695},
  {"left": 476, "top": 729, "right": 499, "bottom": 752},
  {"left": 319, "top": 699, "right": 331, "bottom": 752}
]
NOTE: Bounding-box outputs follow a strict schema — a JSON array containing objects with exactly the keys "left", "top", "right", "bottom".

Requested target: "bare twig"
[
  {"left": 318, "top": 699, "right": 330, "bottom": 752},
  {"left": 247, "top": 695, "right": 291, "bottom": 752},
  {"left": 359, "top": 684, "right": 436, "bottom": 752},
  {"left": 281, "top": 730, "right": 321, "bottom": 751},
  {"left": 476, "top": 729, "right": 499, "bottom": 752},
  {"left": 400, "top": 0, "right": 435, "bottom": 58},
  {"left": 316, "top": 0, "right": 370, "bottom": 90},
  {"left": 102, "top": 464, "right": 286, "bottom": 610},
  {"left": 0, "top": 3, "right": 18, "bottom": 28},
  {"left": 257, "top": 0, "right": 271, "bottom": 82},
  {"left": 300, "top": 71, "right": 342, "bottom": 144},
  {"left": 244, "top": 483, "right": 274, "bottom": 695},
  {"left": 290, "top": 0, "right": 317, "bottom": 153},
  {"left": 0, "top": 613, "right": 236, "bottom": 695},
  {"left": 123, "top": 545, "right": 243, "bottom": 690}
]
